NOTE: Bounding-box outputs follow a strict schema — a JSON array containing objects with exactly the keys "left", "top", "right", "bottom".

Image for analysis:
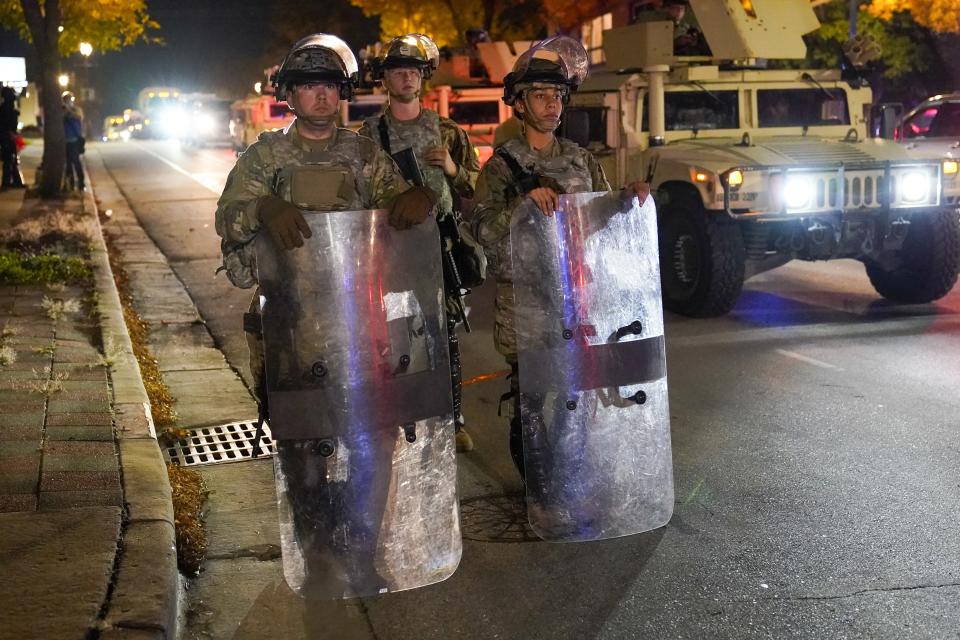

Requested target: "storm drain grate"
[
  {"left": 163, "top": 420, "right": 276, "bottom": 466},
  {"left": 460, "top": 493, "right": 539, "bottom": 543}
]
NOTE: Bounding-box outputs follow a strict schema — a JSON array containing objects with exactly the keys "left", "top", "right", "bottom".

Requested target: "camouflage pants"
[{"left": 275, "top": 438, "right": 393, "bottom": 596}]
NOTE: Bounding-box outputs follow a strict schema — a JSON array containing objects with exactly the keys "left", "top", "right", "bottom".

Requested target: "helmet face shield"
[
  {"left": 503, "top": 36, "right": 589, "bottom": 106},
  {"left": 273, "top": 33, "right": 359, "bottom": 101},
  {"left": 376, "top": 33, "right": 440, "bottom": 79}
]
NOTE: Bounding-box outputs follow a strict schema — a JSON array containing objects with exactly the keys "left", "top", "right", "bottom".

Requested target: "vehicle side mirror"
[
  {"left": 871, "top": 103, "right": 903, "bottom": 139},
  {"left": 561, "top": 109, "right": 590, "bottom": 148}
]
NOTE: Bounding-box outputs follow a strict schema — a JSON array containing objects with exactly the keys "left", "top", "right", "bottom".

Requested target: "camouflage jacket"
[
  {"left": 358, "top": 108, "right": 479, "bottom": 218},
  {"left": 215, "top": 122, "right": 409, "bottom": 289},
  {"left": 471, "top": 135, "right": 610, "bottom": 358}
]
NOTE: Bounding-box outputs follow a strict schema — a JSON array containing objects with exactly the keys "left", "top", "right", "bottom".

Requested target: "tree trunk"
[
  {"left": 21, "top": 0, "right": 65, "bottom": 198},
  {"left": 482, "top": 0, "right": 497, "bottom": 34},
  {"left": 441, "top": 0, "right": 468, "bottom": 47}
]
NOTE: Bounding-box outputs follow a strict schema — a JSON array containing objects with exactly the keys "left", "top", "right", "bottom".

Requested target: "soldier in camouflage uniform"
[
  {"left": 216, "top": 33, "right": 436, "bottom": 398},
  {"left": 215, "top": 34, "right": 440, "bottom": 591},
  {"left": 360, "top": 33, "right": 482, "bottom": 453},
  {"left": 470, "top": 36, "right": 651, "bottom": 477}
]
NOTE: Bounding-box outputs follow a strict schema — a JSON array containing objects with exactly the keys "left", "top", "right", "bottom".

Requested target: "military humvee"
[{"left": 567, "top": 0, "right": 960, "bottom": 317}]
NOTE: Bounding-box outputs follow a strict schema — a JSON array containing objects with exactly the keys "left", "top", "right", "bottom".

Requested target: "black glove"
[
  {"left": 389, "top": 185, "right": 438, "bottom": 231},
  {"left": 258, "top": 195, "right": 311, "bottom": 250}
]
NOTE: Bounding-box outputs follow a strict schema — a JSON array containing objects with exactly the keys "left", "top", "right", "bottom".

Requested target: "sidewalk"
[{"left": 0, "top": 144, "right": 178, "bottom": 640}]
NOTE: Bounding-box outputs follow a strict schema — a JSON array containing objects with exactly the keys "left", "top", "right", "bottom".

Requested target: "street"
[{"left": 92, "top": 140, "right": 960, "bottom": 639}]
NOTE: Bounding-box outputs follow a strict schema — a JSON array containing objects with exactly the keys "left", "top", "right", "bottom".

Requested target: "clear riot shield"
[
  {"left": 255, "top": 209, "right": 460, "bottom": 598},
  {"left": 511, "top": 191, "right": 674, "bottom": 542}
]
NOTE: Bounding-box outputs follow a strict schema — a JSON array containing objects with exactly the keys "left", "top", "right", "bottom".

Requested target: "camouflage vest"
[
  {"left": 494, "top": 136, "right": 595, "bottom": 284},
  {"left": 363, "top": 109, "right": 454, "bottom": 216},
  {"left": 259, "top": 127, "right": 378, "bottom": 211}
]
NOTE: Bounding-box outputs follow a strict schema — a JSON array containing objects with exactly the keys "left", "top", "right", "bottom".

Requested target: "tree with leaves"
[
  {"left": 0, "top": 0, "right": 157, "bottom": 197},
  {"left": 349, "top": 0, "right": 542, "bottom": 47},
  {"left": 540, "top": 0, "right": 609, "bottom": 32},
  {"left": 804, "top": 2, "right": 957, "bottom": 103},
  {"left": 866, "top": 0, "right": 960, "bottom": 34},
  {"left": 261, "top": 0, "right": 380, "bottom": 73}
]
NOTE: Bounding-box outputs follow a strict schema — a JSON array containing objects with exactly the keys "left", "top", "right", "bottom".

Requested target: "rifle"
[{"left": 391, "top": 146, "right": 472, "bottom": 333}]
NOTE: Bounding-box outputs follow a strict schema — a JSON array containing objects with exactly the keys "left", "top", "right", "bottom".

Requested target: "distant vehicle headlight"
[
  {"left": 783, "top": 175, "right": 814, "bottom": 211},
  {"left": 196, "top": 113, "right": 216, "bottom": 134},
  {"left": 900, "top": 171, "right": 930, "bottom": 203},
  {"left": 157, "top": 107, "right": 186, "bottom": 137}
]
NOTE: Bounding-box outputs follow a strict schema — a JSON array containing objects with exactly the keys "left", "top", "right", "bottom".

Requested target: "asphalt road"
[{"left": 94, "top": 140, "right": 960, "bottom": 640}]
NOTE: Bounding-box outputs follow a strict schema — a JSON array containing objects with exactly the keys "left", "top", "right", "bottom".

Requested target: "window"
[
  {"left": 930, "top": 102, "right": 960, "bottom": 137},
  {"left": 563, "top": 106, "right": 609, "bottom": 149},
  {"left": 449, "top": 101, "right": 501, "bottom": 125},
  {"left": 269, "top": 103, "right": 291, "bottom": 119},
  {"left": 757, "top": 89, "right": 850, "bottom": 128},
  {"left": 905, "top": 102, "right": 960, "bottom": 138},
  {"left": 643, "top": 90, "right": 740, "bottom": 131},
  {"left": 347, "top": 103, "right": 383, "bottom": 122},
  {"left": 582, "top": 12, "right": 613, "bottom": 65}
]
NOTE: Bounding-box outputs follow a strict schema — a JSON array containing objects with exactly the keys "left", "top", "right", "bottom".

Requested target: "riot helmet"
[
  {"left": 373, "top": 33, "right": 440, "bottom": 80},
  {"left": 502, "top": 36, "right": 589, "bottom": 107},
  {"left": 272, "top": 34, "right": 359, "bottom": 101}
]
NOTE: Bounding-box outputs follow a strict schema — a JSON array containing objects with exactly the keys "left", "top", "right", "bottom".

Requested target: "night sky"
[{"left": 1, "top": 0, "right": 378, "bottom": 116}]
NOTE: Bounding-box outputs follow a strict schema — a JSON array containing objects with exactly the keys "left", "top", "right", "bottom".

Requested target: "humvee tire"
[
  {"left": 659, "top": 194, "right": 746, "bottom": 317},
  {"left": 865, "top": 209, "right": 960, "bottom": 304}
]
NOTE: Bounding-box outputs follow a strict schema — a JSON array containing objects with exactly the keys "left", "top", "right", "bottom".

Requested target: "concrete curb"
[{"left": 84, "top": 154, "right": 179, "bottom": 639}]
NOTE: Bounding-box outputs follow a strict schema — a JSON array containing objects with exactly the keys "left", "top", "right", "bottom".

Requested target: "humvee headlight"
[
  {"left": 943, "top": 160, "right": 959, "bottom": 176},
  {"left": 900, "top": 171, "right": 930, "bottom": 203},
  {"left": 727, "top": 169, "right": 744, "bottom": 187},
  {"left": 783, "top": 175, "right": 814, "bottom": 210}
]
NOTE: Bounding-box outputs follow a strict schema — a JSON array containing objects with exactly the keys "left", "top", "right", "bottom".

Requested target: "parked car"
[{"left": 894, "top": 93, "right": 960, "bottom": 209}]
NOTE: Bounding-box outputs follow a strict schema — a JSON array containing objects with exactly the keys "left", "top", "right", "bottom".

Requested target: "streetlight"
[
  {"left": 79, "top": 42, "right": 93, "bottom": 58},
  {"left": 58, "top": 74, "right": 70, "bottom": 88}
]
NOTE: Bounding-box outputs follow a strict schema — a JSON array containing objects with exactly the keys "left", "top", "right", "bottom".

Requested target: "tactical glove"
[
  {"left": 621, "top": 180, "right": 651, "bottom": 206},
  {"left": 258, "top": 195, "right": 312, "bottom": 250},
  {"left": 389, "top": 185, "right": 438, "bottom": 231}
]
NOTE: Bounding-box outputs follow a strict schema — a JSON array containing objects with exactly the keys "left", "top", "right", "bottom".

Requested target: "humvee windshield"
[
  {"left": 642, "top": 90, "right": 739, "bottom": 131},
  {"left": 757, "top": 89, "right": 849, "bottom": 128},
  {"left": 568, "top": 106, "right": 609, "bottom": 149}
]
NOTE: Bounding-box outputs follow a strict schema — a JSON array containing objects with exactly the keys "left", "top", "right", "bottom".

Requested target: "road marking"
[
  {"left": 775, "top": 348, "right": 843, "bottom": 371},
  {"left": 134, "top": 143, "right": 224, "bottom": 194}
]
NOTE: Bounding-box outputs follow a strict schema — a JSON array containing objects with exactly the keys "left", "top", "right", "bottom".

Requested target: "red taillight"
[{"left": 893, "top": 126, "right": 901, "bottom": 141}]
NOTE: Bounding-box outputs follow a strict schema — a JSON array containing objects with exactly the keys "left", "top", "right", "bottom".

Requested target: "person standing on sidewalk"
[
  {"left": 470, "top": 36, "right": 651, "bottom": 478},
  {"left": 62, "top": 91, "right": 85, "bottom": 191},
  {"left": 0, "top": 86, "right": 25, "bottom": 190},
  {"left": 359, "top": 33, "right": 483, "bottom": 453}
]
